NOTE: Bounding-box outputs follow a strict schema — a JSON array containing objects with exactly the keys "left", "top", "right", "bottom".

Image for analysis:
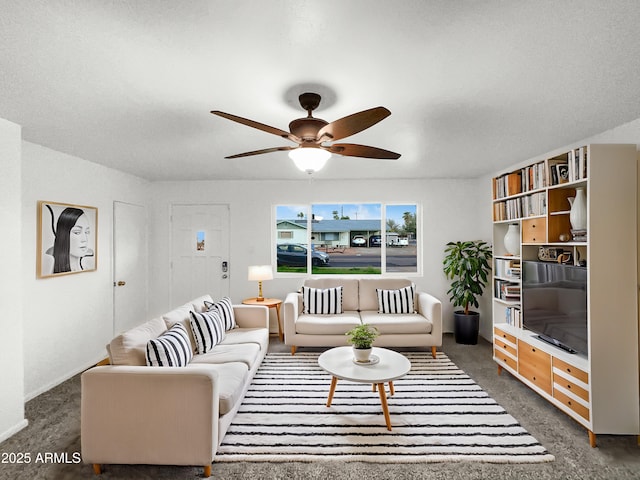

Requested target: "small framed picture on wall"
[{"left": 37, "top": 201, "right": 98, "bottom": 278}]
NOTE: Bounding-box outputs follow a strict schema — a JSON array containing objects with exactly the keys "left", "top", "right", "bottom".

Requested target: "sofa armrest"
[
  {"left": 233, "top": 304, "right": 269, "bottom": 329},
  {"left": 81, "top": 365, "right": 219, "bottom": 467},
  {"left": 283, "top": 292, "right": 302, "bottom": 344},
  {"left": 417, "top": 292, "right": 443, "bottom": 342}
]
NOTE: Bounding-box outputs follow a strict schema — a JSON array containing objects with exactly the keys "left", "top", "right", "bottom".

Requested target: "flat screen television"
[{"left": 521, "top": 261, "right": 588, "bottom": 355}]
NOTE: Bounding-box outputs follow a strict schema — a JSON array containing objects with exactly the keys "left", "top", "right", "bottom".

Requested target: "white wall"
[
  {"left": 21, "top": 142, "right": 149, "bottom": 400},
  {"left": 148, "top": 178, "right": 488, "bottom": 334},
  {"left": 0, "top": 119, "right": 28, "bottom": 443}
]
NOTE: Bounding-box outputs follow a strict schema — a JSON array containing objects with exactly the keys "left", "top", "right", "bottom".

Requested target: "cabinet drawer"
[
  {"left": 518, "top": 340, "right": 552, "bottom": 395},
  {"left": 553, "top": 357, "right": 589, "bottom": 384},
  {"left": 494, "top": 327, "right": 516, "bottom": 345},
  {"left": 519, "top": 362, "right": 552, "bottom": 395},
  {"left": 494, "top": 349, "right": 517, "bottom": 371},
  {"left": 554, "top": 388, "right": 590, "bottom": 421},
  {"left": 553, "top": 373, "right": 589, "bottom": 402},
  {"left": 494, "top": 337, "right": 517, "bottom": 357},
  {"left": 522, "top": 217, "right": 546, "bottom": 243},
  {"left": 518, "top": 340, "right": 551, "bottom": 369}
]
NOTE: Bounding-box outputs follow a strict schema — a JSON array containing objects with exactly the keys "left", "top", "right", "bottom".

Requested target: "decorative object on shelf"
[
  {"left": 503, "top": 223, "right": 520, "bottom": 256},
  {"left": 247, "top": 265, "right": 273, "bottom": 301},
  {"left": 537, "top": 246, "right": 563, "bottom": 262},
  {"left": 558, "top": 233, "right": 571, "bottom": 242},
  {"left": 443, "top": 240, "right": 493, "bottom": 344},
  {"left": 345, "top": 324, "right": 379, "bottom": 362},
  {"left": 569, "top": 187, "right": 587, "bottom": 232}
]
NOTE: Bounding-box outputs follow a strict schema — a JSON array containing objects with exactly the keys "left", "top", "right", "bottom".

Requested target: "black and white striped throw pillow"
[
  {"left": 302, "top": 286, "right": 343, "bottom": 314},
  {"left": 189, "top": 309, "right": 226, "bottom": 354},
  {"left": 204, "top": 296, "right": 236, "bottom": 330},
  {"left": 376, "top": 284, "right": 416, "bottom": 314},
  {"left": 146, "top": 323, "right": 193, "bottom": 367}
]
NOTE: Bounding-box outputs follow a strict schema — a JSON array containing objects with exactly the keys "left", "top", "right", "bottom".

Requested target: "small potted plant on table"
[
  {"left": 442, "top": 240, "right": 492, "bottom": 344},
  {"left": 346, "top": 324, "right": 379, "bottom": 362}
]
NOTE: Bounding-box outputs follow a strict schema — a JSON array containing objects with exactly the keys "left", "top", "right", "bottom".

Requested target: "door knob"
[{"left": 116, "top": 281, "right": 126, "bottom": 286}]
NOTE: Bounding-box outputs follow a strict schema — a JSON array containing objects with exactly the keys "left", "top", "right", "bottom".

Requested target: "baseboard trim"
[{"left": 0, "top": 419, "right": 29, "bottom": 444}]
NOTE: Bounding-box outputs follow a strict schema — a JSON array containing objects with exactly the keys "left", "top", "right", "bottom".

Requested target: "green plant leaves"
[{"left": 442, "top": 240, "right": 492, "bottom": 315}]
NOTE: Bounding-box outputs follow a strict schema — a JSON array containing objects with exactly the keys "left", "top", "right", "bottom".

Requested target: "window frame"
[{"left": 274, "top": 203, "right": 421, "bottom": 277}]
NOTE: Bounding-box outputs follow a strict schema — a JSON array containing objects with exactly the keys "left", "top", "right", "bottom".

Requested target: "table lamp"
[{"left": 248, "top": 265, "right": 273, "bottom": 301}]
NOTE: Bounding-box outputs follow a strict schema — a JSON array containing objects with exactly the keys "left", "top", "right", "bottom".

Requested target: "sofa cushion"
[
  {"left": 190, "top": 343, "right": 261, "bottom": 369},
  {"left": 360, "top": 311, "right": 433, "bottom": 335},
  {"left": 304, "top": 278, "right": 359, "bottom": 311},
  {"left": 189, "top": 309, "right": 226, "bottom": 354},
  {"left": 205, "top": 296, "right": 236, "bottom": 330},
  {"left": 220, "top": 327, "right": 269, "bottom": 352},
  {"left": 162, "top": 303, "right": 198, "bottom": 353},
  {"left": 145, "top": 323, "right": 193, "bottom": 367},
  {"left": 187, "top": 362, "right": 249, "bottom": 415},
  {"left": 302, "top": 286, "right": 343, "bottom": 314},
  {"left": 376, "top": 284, "right": 415, "bottom": 314},
  {"left": 296, "top": 311, "right": 361, "bottom": 335},
  {"left": 359, "top": 278, "right": 414, "bottom": 311},
  {"left": 190, "top": 294, "right": 214, "bottom": 313},
  {"left": 109, "top": 317, "right": 167, "bottom": 366}
]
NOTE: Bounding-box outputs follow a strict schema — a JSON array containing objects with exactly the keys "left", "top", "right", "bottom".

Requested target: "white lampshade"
[
  {"left": 248, "top": 265, "right": 273, "bottom": 282},
  {"left": 288, "top": 147, "right": 331, "bottom": 174}
]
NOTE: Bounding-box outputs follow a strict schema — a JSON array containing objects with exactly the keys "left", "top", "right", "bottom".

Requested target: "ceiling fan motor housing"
[{"left": 289, "top": 116, "right": 328, "bottom": 142}]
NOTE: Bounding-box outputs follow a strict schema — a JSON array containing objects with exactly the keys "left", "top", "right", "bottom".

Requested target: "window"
[{"left": 275, "top": 203, "right": 419, "bottom": 275}]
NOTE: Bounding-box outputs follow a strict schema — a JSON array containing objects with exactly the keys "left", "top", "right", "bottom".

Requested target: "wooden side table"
[{"left": 242, "top": 297, "right": 283, "bottom": 341}]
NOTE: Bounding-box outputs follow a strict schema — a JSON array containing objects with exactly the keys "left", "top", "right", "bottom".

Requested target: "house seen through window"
[{"left": 275, "top": 203, "right": 418, "bottom": 275}]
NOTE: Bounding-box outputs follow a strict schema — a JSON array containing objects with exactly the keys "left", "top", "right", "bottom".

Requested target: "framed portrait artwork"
[{"left": 37, "top": 201, "right": 98, "bottom": 278}]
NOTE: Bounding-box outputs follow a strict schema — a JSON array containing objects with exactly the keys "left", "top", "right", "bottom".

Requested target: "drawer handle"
[
  {"left": 566, "top": 368, "right": 572, "bottom": 373},
  {"left": 567, "top": 385, "right": 571, "bottom": 389},
  {"left": 532, "top": 348, "right": 536, "bottom": 352},
  {"left": 533, "top": 376, "right": 536, "bottom": 381},
  {"left": 532, "top": 224, "right": 536, "bottom": 229}
]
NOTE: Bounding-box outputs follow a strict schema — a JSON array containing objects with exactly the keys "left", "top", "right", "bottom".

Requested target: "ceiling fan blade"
[
  {"left": 224, "top": 146, "right": 297, "bottom": 159},
  {"left": 316, "top": 107, "right": 391, "bottom": 142},
  {"left": 211, "top": 111, "right": 301, "bottom": 143},
  {"left": 325, "top": 143, "right": 401, "bottom": 160}
]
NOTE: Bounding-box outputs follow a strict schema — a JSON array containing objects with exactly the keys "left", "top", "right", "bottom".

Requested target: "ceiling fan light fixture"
[{"left": 288, "top": 147, "right": 331, "bottom": 174}]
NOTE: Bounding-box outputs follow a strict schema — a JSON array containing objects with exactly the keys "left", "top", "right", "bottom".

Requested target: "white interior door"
[
  {"left": 113, "top": 201, "right": 148, "bottom": 335},
  {"left": 170, "top": 204, "right": 230, "bottom": 306}
]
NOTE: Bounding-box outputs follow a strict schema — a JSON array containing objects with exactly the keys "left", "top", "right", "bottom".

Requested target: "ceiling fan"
[{"left": 211, "top": 92, "right": 400, "bottom": 173}]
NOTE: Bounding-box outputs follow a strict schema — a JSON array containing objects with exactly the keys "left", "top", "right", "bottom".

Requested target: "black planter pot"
[{"left": 454, "top": 311, "right": 480, "bottom": 345}]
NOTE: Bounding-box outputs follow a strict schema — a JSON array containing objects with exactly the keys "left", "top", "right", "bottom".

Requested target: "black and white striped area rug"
[{"left": 215, "top": 352, "right": 554, "bottom": 463}]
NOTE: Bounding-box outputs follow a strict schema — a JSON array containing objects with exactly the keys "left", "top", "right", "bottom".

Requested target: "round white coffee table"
[{"left": 318, "top": 346, "right": 411, "bottom": 431}]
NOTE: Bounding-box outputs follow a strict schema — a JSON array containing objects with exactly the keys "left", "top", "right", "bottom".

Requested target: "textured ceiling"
[{"left": 1, "top": 1, "right": 640, "bottom": 181}]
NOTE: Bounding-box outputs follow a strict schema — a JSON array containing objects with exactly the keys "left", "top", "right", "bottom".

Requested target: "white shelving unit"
[{"left": 491, "top": 144, "right": 639, "bottom": 447}]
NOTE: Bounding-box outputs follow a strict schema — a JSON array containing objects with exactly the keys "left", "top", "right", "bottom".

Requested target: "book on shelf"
[
  {"left": 505, "top": 306, "right": 521, "bottom": 328},
  {"left": 493, "top": 172, "right": 522, "bottom": 199},
  {"left": 494, "top": 279, "right": 520, "bottom": 300},
  {"left": 495, "top": 258, "right": 521, "bottom": 279},
  {"left": 568, "top": 147, "right": 588, "bottom": 182},
  {"left": 521, "top": 161, "right": 546, "bottom": 192}
]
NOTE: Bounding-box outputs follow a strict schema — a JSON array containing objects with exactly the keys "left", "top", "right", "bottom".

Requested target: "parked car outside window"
[
  {"left": 277, "top": 244, "right": 330, "bottom": 267},
  {"left": 369, "top": 235, "right": 382, "bottom": 247},
  {"left": 351, "top": 235, "right": 367, "bottom": 246}
]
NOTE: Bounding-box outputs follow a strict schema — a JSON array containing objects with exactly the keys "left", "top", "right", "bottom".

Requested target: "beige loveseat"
[
  {"left": 284, "top": 278, "right": 442, "bottom": 357},
  {"left": 81, "top": 295, "right": 269, "bottom": 477}
]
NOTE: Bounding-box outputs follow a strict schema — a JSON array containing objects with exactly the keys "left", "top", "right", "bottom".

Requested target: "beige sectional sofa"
[
  {"left": 283, "top": 278, "right": 442, "bottom": 357},
  {"left": 81, "top": 295, "right": 269, "bottom": 477}
]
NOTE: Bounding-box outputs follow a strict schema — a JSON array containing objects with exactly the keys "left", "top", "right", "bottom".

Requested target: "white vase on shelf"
[
  {"left": 503, "top": 223, "right": 520, "bottom": 256},
  {"left": 569, "top": 187, "right": 587, "bottom": 230}
]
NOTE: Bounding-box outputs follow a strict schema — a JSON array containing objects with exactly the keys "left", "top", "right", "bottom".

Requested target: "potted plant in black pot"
[{"left": 442, "top": 240, "right": 492, "bottom": 344}]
